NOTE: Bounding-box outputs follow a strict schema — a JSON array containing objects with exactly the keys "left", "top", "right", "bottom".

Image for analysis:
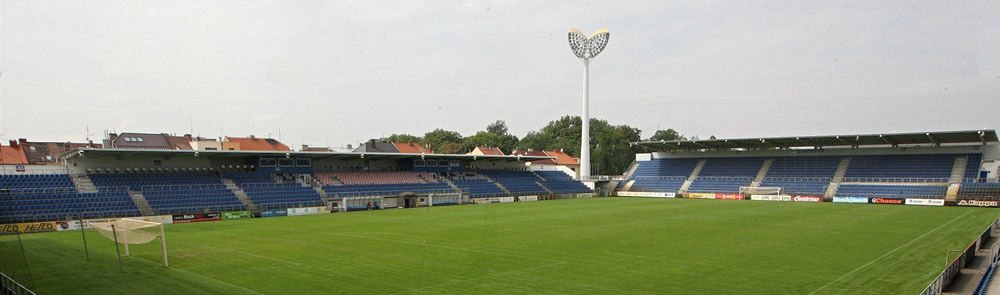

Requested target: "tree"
[
  {"left": 438, "top": 142, "right": 464, "bottom": 154},
  {"left": 648, "top": 129, "right": 686, "bottom": 141},
  {"left": 384, "top": 133, "right": 422, "bottom": 143},
  {"left": 519, "top": 115, "right": 642, "bottom": 175},
  {"left": 709, "top": 135, "right": 717, "bottom": 140},
  {"left": 463, "top": 131, "right": 519, "bottom": 154},
  {"left": 486, "top": 120, "right": 509, "bottom": 136},
  {"left": 423, "top": 129, "right": 463, "bottom": 153}
]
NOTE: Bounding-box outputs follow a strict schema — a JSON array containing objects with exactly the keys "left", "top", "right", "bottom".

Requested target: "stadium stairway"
[
  {"left": 438, "top": 176, "right": 462, "bottom": 192},
  {"left": 128, "top": 191, "right": 155, "bottom": 216},
  {"left": 621, "top": 180, "right": 635, "bottom": 192},
  {"left": 824, "top": 157, "right": 851, "bottom": 197},
  {"left": 679, "top": 159, "right": 706, "bottom": 192},
  {"left": 479, "top": 174, "right": 513, "bottom": 195},
  {"left": 943, "top": 232, "right": 1000, "bottom": 294},
  {"left": 950, "top": 155, "right": 969, "bottom": 184},
  {"left": 221, "top": 178, "right": 259, "bottom": 212},
  {"left": 750, "top": 158, "right": 774, "bottom": 187},
  {"left": 536, "top": 180, "right": 555, "bottom": 195},
  {"left": 71, "top": 174, "right": 99, "bottom": 193}
]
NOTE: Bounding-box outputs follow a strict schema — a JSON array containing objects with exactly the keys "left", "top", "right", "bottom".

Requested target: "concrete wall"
[{"left": 0, "top": 164, "right": 69, "bottom": 175}]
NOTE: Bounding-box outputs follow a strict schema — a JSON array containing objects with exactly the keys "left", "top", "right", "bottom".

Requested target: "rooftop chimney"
[{"left": 8, "top": 140, "right": 17, "bottom": 148}]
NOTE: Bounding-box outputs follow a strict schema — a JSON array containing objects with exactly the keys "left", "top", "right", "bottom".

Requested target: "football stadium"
[{"left": 3, "top": 2, "right": 1000, "bottom": 295}]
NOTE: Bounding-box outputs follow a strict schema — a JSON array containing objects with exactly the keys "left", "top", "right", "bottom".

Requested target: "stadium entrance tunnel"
[{"left": 399, "top": 193, "right": 420, "bottom": 208}]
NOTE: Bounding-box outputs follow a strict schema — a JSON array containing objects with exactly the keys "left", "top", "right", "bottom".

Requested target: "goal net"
[
  {"left": 739, "top": 187, "right": 783, "bottom": 195},
  {"left": 89, "top": 218, "right": 168, "bottom": 267}
]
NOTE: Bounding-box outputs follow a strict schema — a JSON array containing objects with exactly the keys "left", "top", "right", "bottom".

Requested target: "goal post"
[
  {"left": 739, "top": 187, "right": 783, "bottom": 196},
  {"left": 89, "top": 218, "right": 168, "bottom": 267}
]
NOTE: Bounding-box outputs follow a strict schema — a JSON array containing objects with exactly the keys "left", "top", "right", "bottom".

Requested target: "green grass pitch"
[{"left": 2, "top": 198, "right": 998, "bottom": 294}]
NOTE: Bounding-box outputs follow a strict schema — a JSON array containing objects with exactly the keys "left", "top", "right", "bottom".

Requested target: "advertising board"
[
  {"left": 750, "top": 195, "right": 791, "bottom": 201},
  {"left": 261, "top": 209, "right": 289, "bottom": 217},
  {"left": 172, "top": 213, "right": 222, "bottom": 223},
  {"left": 287, "top": 206, "right": 329, "bottom": 216},
  {"left": 870, "top": 198, "right": 905, "bottom": 205},
  {"left": 222, "top": 211, "right": 253, "bottom": 220},
  {"left": 714, "top": 193, "right": 744, "bottom": 200},
  {"left": 617, "top": 192, "right": 676, "bottom": 198},
  {"left": 956, "top": 200, "right": 1000, "bottom": 208},
  {"left": 0, "top": 222, "right": 56, "bottom": 234},
  {"left": 904, "top": 198, "right": 945, "bottom": 206},
  {"left": 792, "top": 196, "right": 824, "bottom": 202},
  {"left": 687, "top": 193, "right": 716, "bottom": 199},
  {"left": 832, "top": 196, "right": 869, "bottom": 204}
]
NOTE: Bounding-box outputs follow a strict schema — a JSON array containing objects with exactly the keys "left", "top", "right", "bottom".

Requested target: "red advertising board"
[
  {"left": 792, "top": 195, "right": 823, "bottom": 202},
  {"left": 870, "top": 198, "right": 904, "bottom": 205},
  {"left": 172, "top": 213, "right": 222, "bottom": 223},
  {"left": 714, "top": 193, "right": 744, "bottom": 200}
]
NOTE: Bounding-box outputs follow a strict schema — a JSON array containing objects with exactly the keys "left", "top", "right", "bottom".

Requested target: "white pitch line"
[
  {"left": 124, "top": 247, "right": 268, "bottom": 295},
  {"left": 806, "top": 210, "right": 975, "bottom": 295},
  {"left": 184, "top": 242, "right": 301, "bottom": 266},
  {"left": 388, "top": 261, "right": 567, "bottom": 295}
]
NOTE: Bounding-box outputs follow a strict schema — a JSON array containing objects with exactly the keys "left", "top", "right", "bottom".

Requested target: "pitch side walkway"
[{"left": 944, "top": 232, "right": 999, "bottom": 295}]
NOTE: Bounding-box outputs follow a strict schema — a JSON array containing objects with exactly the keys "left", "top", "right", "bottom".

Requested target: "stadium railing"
[
  {"left": 840, "top": 177, "right": 951, "bottom": 183},
  {"left": 325, "top": 188, "right": 468, "bottom": 198},
  {"left": 0, "top": 271, "right": 36, "bottom": 295},
  {"left": 920, "top": 218, "right": 999, "bottom": 295}
]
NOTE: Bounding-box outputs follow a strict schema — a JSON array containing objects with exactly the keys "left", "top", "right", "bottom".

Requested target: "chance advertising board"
[
  {"left": 904, "top": 198, "right": 945, "bottom": 206},
  {"left": 832, "top": 196, "right": 869, "bottom": 204},
  {"left": 956, "top": 199, "right": 1000, "bottom": 208},
  {"left": 870, "top": 198, "right": 905, "bottom": 205},
  {"left": 750, "top": 195, "right": 791, "bottom": 202},
  {"left": 172, "top": 213, "right": 222, "bottom": 223},
  {"left": 792, "top": 195, "right": 824, "bottom": 202},
  {"left": 287, "top": 206, "right": 329, "bottom": 216},
  {"left": 617, "top": 191, "right": 676, "bottom": 198}
]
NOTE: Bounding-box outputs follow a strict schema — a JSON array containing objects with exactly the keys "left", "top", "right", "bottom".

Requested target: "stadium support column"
[{"left": 580, "top": 59, "right": 591, "bottom": 178}]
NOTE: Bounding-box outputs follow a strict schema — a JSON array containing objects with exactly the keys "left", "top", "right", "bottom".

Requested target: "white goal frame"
[
  {"left": 739, "top": 186, "right": 783, "bottom": 195},
  {"left": 90, "top": 218, "right": 168, "bottom": 267}
]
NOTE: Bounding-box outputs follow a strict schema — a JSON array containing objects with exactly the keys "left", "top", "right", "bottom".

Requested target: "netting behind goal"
[
  {"left": 89, "top": 218, "right": 168, "bottom": 267},
  {"left": 739, "top": 187, "right": 783, "bottom": 195}
]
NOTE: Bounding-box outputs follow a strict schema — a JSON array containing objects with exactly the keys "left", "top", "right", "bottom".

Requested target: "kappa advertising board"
[
  {"left": 261, "top": 209, "right": 289, "bottom": 217},
  {"left": 833, "top": 196, "right": 870, "bottom": 204},
  {"left": 617, "top": 192, "right": 677, "bottom": 198},
  {"left": 287, "top": 206, "right": 329, "bottom": 216},
  {"left": 750, "top": 195, "right": 791, "bottom": 202},
  {"left": 957, "top": 200, "right": 1000, "bottom": 208},
  {"left": 714, "top": 193, "right": 744, "bottom": 200},
  {"left": 792, "top": 196, "right": 824, "bottom": 202},
  {"left": 870, "top": 198, "right": 905, "bottom": 205},
  {"left": 172, "top": 213, "right": 222, "bottom": 223},
  {"left": 0, "top": 222, "right": 56, "bottom": 234},
  {"left": 904, "top": 198, "right": 945, "bottom": 206}
]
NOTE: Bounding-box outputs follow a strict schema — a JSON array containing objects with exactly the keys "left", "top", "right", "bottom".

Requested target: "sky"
[{"left": 1, "top": 0, "right": 998, "bottom": 149}]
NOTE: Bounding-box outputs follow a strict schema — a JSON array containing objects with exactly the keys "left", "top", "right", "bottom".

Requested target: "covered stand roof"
[
  {"left": 633, "top": 129, "right": 998, "bottom": 151},
  {"left": 61, "top": 148, "right": 553, "bottom": 162}
]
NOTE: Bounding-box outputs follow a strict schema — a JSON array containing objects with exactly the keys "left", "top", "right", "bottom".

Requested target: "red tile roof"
[
  {"left": 474, "top": 146, "right": 505, "bottom": 156},
  {"left": 0, "top": 145, "right": 29, "bottom": 165},
  {"left": 224, "top": 137, "right": 291, "bottom": 151},
  {"left": 393, "top": 142, "right": 433, "bottom": 154}
]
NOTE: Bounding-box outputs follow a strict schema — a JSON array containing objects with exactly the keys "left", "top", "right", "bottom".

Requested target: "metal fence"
[{"left": 920, "top": 218, "right": 998, "bottom": 295}]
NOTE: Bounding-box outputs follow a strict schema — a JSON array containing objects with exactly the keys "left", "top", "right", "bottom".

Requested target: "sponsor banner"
[
  {"left": 688, "top": 193, "right": 716, "bottom": 199},
  {"left": 792, "top": 195, "right": 824, "bottom": 202},
  {"left": 956, "top": 200, "right": 1000, "bottom": 208},
  {"left": 261, "top": 209, "right": 289, "bottom": 218},
  {"left": 870, "top": 198, "right": 905, "bottom": 205},
  {"left": 575, "top": 193, "right": 595, "bottom": 198},
  {"left": 518, "top": 195, "right": 539, "bottom": 202},
  {"left": 715, "top": 193, "right": 744, "bottom": 200},
  {"left": 0, "top": 222, "right": 56, "bottom": 234},
  {"left": 287, "top": 206, "right": 329, "bottom": 216},
  {"left": 172, "top": 213, "right": 222, "bottom": 223},
  {"left": 222, "top": 210, "right": 253, "bottom": 220},
  {"left": 833, "top": 196, "right": 870, "bottom": 204},
  {"left": 618, "top": 191, "right": 676, "bottom": 198},
  {"left": 905, "top": 198, "right": 945, "bottom": 206},
  {"left": 750, "top": 195, "right": 791, "bottom": 202}
]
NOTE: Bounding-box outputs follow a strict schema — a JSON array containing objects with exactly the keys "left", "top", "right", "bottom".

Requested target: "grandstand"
[{"left": 620, "top": 130, "right": 1000, "bottom": 202}]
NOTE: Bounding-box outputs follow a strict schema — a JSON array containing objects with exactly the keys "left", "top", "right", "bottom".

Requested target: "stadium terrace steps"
[
  {"left": 71, "top": 175, "right": 99, "bottom": 193},
  {"left": 752, "top": 159, "right": 774, "bottom": 185},
  {"left": 128, "top": 191, "right": 155, "bottom": 216},
  {"left": 950, "top": 155, "right": 969, "bottom": 184}
]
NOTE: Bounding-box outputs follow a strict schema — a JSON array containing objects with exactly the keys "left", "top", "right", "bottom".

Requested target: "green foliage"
[
  {"left": 462, "top": 131, "right": 519, "bottom": 154},
  {"left": 519, "top": 116, "right": 641, "bottom": 175},
  {"left": 384, "top": 133, "right": 423, "bottom": 144},
  {"left": 423, "top": 129, "right": 463, "bottom": 152},
  {"left": 648, "top": 129, "right": 686, "bottom": 141},
  {"left": 19, "top": 199, "right": 999, "bottom": 294},
  {"left": 486, "top": 120, "right": 509, "bottom": 136}
]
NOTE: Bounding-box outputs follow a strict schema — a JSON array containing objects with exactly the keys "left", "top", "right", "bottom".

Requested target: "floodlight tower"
[{"left": 567, "top": 28, "right": 609, "bottom": 179}]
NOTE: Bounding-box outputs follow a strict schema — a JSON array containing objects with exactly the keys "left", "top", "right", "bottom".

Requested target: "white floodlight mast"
[{"left": 568, "top": 28, "right": 609, "bottom": 179}]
